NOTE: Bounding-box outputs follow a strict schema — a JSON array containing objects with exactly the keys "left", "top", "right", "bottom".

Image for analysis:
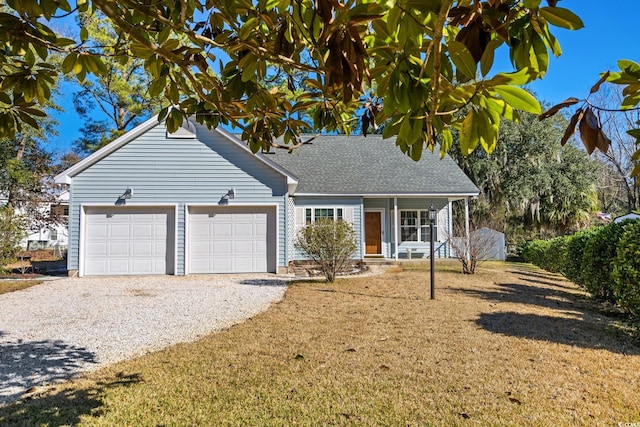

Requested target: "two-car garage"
[{"left": 82, "top": 205, "right": 276, "bottom": 276}]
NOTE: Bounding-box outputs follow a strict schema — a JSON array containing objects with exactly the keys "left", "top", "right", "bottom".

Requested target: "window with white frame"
[
  {"left": 400, "top": 209, "right": 437, "bottom": 242},
  {"left": 305, "top": 207, "right": 344, "bottom": 224}
]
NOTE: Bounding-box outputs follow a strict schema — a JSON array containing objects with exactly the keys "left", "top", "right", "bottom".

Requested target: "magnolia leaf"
[
  {"left": 80, "top": 26, "right": 88, "bottom": 43},
  {"left": 631, "top": 147, "right": 640, "bottom": 161},
  {"left": 578, "top": 113, "right": 599, "bottom": 154},
  {"left": 488, "top": 68, "right": 537, "bottom": 86},
  {"left": 460, "top": 109, "right": 479, "bottom": 156},
  {"left": 631, "top": 161, "right": 640, "bottom": 178},
  {"left": 539, "top": 7, "right": 584, "bottom": 30},
  {"left": 561, "top": 109, "right": 582, "bottom": 146},
  {"left": 493, "top": 85, "right": 541, "bottom": 114},
  {"left": 480, "top": 39, "right": 501, "bottom": 77},
  {"left": 617, "top": 59, "right": 640, "bottom": 74},
  {"left": 448, "top": 40, "right": 477, "bottom": 82},
  {"left": 583, "top": 107, "right": 600, "bottom": 129},
  {"left": 590, "top": 71, "right": 611, "bottom": 94},
  {"left": 409, "top": 139, "right": 423, "bottom": 161},
  {"left": 538, "top": 97, "right": 580, "bottom": 120},
  {"left": 626, "top": 128, "right": 640, "bottom": 139},
  {"left": 440, "top": 128, "right": 453, "bottom": 158},
  {"left": 481, "top": 107, "right": 500, "bottom": 153},
  {"left": 596, "top": 128, "right": 611, "bottom": 153},
  {"left": 61, "top": 53, "right": 77, "bottom": 74}
]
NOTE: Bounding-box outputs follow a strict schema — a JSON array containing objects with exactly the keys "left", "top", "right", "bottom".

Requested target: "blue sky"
[{"left": 46, "top": 1, "right": 640, "bottom": 156}]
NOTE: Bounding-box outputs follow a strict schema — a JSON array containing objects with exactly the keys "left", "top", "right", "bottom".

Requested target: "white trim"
[
  {"left": 299, "top": 193, "right": 479, "bottom": 198},
  {"left": 364, "top": 208, "right": 385, "bottom": 256},
  {"left": 448, "top": 201, "right": 453, "bottom": 247},
  {"left": 80, "top": 203, "right": 179, "bottom": 277},
  {"left": 185, "top": 203, "right": 279, "bottom": 274},
  {"left": 183, "top": 203, "right": 188, "bottom": 276},
  {"left": 464, "top": 198, "right": 470, "bottom": 262},
  {"left": 394, "top": 197, "right": 398, "bottom": 261},
  {"left": 300, "top": 206, "right": 351, "bottom": 223},
  {"left": 79, "top": 204, "right": 86, "bottom": 277}
]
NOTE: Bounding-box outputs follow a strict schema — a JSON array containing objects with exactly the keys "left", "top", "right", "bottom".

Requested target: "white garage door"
[
  {"left": 84, "top": 206, "right": 175, "bottom": 276},
  {"left": 188, "top": 206, "right": 275, "bottom": 274}
]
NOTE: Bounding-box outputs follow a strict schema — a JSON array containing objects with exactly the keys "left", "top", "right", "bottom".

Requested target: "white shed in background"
[{"left": 475, "top": 227, "right": 506, "bottom": 261}]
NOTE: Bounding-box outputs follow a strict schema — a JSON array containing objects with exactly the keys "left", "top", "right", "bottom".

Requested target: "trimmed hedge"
[
  {"left": 564, "top": 228, "right": 597, "bottom": 288},
  {"left": 612, "top": 221, "right": 640, "bottom": 317},
  {"left": 581, "top": 222, "right": 632, "bottom": 304},
  {"left": 521, "top": 221, "right": 640, "bottom": 318}
]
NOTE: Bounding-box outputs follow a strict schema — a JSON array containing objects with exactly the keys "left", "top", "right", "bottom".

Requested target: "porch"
[{"left": 362, "top": 196, "right": 472, "bottom": 261}]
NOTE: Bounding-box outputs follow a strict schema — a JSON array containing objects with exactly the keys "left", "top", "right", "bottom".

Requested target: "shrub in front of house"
[{"left": 295, "top": 219, "right": 358, "bottom": 283}]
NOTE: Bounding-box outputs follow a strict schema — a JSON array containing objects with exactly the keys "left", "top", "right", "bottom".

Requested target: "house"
[
  {"left": 54, "top": 117, "right": 479, "bottom": 276},
  {"left": 22, "top": 190, "right": 69, "bottom": 253},
  {"left": 1, "top": 190, "right": 69, "bottom": 254},
  {"left": 613, "top": 212, "right": 640, "bottom": 223}
]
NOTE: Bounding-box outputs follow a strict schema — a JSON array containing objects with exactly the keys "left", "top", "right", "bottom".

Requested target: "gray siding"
[
  {"left": 68, "top": 122, "right": 288, "bottom": 274},
  {"left": 293, "top": 196, "right": 363, "bottom": 259}
]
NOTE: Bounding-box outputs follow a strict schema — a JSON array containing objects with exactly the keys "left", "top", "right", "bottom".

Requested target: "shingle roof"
[{"left": 261, "top": 134, "right": 479, "bottom": 196}]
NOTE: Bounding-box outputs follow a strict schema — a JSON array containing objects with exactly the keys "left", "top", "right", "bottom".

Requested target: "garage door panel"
[
  {"left": 108, "top": 242, "right": 129, "bottom": 256},
  {"left": 132, "top": 241, "right": 153, "bottom": 256},
  {"left": 107, "top": 259, "right": 129, "bottom": 275},
  {"left": 84, "top": 207, "right": 175, "bottom": 276},
  {"left": 188, "top": 206, "right": 275, "bottom": 274},
  {"left": 212, "top": 223, "right": 232, "bottom": 237},
  {"left": 86, "top": 242, "right": 108, "bottom": 257},
  {"left": 234, "top": 240, "right": 254, "bottom": 253},
  {"left": 110, "top": 224, "right": 130, "bottom": 238},
  {"left": 132, "top": 224, "right": 153, "bottom": 239},
  {"left": 212, "top": 240, "right": 232, "bottom": 253},
  {"left": 233, "top": 224, "right": 254, "bottom": 237}
]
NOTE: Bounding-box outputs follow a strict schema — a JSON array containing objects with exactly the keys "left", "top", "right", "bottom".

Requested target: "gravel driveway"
[{"left": 0, "top": 274, "right": 288, "bottom": 406}]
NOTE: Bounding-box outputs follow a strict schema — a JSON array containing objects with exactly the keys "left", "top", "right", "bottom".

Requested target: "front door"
[{"left": 365, "top": 211, "right": 382, "bottom": 255}]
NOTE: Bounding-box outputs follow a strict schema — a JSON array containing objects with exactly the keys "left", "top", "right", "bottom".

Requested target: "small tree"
[
  {"left": 295, "top": 219, "right": 357, "bottom": 282},
  {"left": 448, "top": 223, "right": 501, "bottom": 274},
  {"left": 0, "top": 207, "right": 26, "bottom": 271}
]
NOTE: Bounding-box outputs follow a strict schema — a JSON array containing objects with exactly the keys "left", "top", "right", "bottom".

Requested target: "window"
[
  {"left": 400, "top": 211, "right": 418, "bottom": 241},
  {"left": 50, "top": 229, "right": 58, "bottom": 241},
  {"left": 305, "top": 207, "right": 345, "bottom": 224},
  {"left": 400, "top": 209, "right": 437, "bottom": 242},
  {"left": 50, "top": 204, "right": 69, "bottom": 218}
]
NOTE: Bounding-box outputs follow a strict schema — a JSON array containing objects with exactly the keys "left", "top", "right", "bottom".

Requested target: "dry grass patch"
[
  {"left": 0, "top": 280, "right": 43, "bottom": 295},
  {"left": 1, "top": 261, "right": 639, "bottom": 426}
]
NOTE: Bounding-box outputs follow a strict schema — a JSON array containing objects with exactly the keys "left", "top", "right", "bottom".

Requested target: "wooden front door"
[{"left": 365, "top": 211, "right": 382, "bottom": 255}]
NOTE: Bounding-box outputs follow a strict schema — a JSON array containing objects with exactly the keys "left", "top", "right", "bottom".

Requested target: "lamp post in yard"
[{"left": 429, "top": 203, "right": 437, "bottom": 300}]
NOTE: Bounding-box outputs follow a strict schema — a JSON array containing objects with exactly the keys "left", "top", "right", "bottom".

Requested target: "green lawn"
[{"left": 1, "top": 261, "right": 639, "bottom": 426}]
